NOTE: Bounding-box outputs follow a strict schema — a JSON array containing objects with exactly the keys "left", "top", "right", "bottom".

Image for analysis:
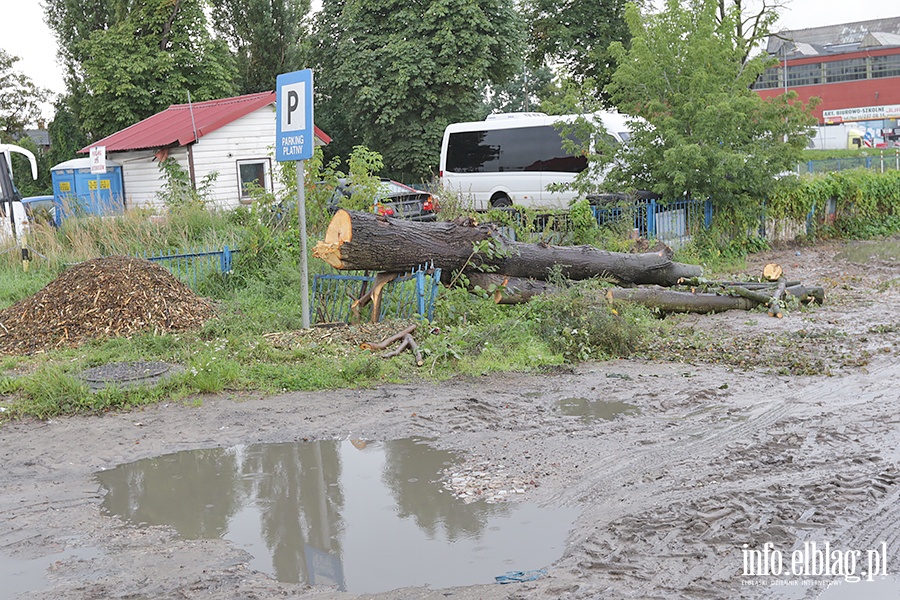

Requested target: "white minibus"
[{"left": 439, "top": 112, "right": 633, "bottom": 210}]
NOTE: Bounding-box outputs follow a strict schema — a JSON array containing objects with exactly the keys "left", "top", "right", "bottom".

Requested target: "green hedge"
[{"left": 768, "top": 169, "right": 900, "bottom": 239}]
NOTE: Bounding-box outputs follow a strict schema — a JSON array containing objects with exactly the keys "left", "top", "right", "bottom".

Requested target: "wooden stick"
[
  {"left": 360, "top": 323, "right": 417, "bottom": 351},
  {"left": 404, "top": 334, "right": 424, "bottom": 367},
  {"left": 767, "top": 278, "right": 787, "bottom": 318},
  {"left": 380, "top": 336, "right": 411, "bottom": 358}
]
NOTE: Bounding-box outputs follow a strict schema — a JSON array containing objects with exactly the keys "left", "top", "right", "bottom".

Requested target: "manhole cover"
[{"left": 79, "top": 361, "right": 180, "bottom": 390}]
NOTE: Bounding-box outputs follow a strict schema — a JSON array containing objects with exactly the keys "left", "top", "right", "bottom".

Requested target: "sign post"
[{"left": 276, "top": 69, "right": 315, "bottom": 328}]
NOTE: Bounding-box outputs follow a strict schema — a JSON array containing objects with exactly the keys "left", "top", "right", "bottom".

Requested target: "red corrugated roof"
[{"left": 80, "top": 91, "right": 331, "bottom": 153}]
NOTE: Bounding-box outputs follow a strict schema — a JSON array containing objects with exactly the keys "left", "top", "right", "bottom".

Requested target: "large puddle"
[
  {"left": 835, "top": 238, "right": 900, "bottom": 264},
  {"left": 96, "top": 438, "right": 578, "bottom": 593}
]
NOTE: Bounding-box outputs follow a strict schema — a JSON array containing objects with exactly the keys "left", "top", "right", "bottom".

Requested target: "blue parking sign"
[{"left": 276, "top": 69, "right": 314, "bottom": 161}]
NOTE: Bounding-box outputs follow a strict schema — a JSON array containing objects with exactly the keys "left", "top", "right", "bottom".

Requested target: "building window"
[
  {"left": 752, "top": 66, "right": 782, "bottom": 90},
  {"left": 872, "top": 54, "right": 900, "bottom": 79},
  {"left": 786, "top": 63, "right": 823, "bottom": 87},
  {"left": 237, "top": 159, "right": 271, "bottom": 203},
  {"left": 825, "top": 58, "right": 867, "bottom": 83}
]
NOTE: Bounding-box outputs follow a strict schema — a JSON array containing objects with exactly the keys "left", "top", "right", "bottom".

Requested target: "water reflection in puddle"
[
  {"left": 96, "top": 438, "right": 578, "bottom": 593},
  {"left": 559, "top": 397, "right": 640, "bottom": 422},
  {"left": 835, "top": 238, "right": 900, "bottom": 264}
]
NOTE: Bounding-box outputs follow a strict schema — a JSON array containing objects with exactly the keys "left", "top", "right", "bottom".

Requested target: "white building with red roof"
[{"left": 81, "top": 91, "right": 330, "bottom": 210}]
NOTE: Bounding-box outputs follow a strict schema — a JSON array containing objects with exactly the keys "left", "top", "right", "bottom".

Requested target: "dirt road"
[{"left": 1, "top": 238, "right": 899, "bottom": 600}]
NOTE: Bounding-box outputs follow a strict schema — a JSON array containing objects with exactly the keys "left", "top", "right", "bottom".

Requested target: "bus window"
[{"left": 446, "top": 126, "right": 586, "bottom": 174}]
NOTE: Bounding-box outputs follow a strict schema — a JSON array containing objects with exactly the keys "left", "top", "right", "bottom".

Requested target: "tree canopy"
[
  {"left": 45, "top": 0, "right": 238, "bottom": 142},
  {"left": 604, "top": 0, "right": 816, "bottom": 206},
  {"left": 209, "top": 0, "right": 311, "bottom": 94},
  {"left": 311, "top": 0, "right": 525, "bottom": 181},
  {"left": 523, "top": 0, "right": 638, "bottom": 105},
  {"left": 0, "top": 49, "right": 48, "bottom": 140}
]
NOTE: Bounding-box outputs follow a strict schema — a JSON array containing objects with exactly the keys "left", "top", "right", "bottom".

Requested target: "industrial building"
[{"left": 754, "top": 17, "right": 900, "bottom": 149}]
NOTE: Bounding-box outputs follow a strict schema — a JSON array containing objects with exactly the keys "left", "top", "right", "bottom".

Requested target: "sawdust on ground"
[{"left": 0, "top": 256, "right": 217, "bottom": 355}]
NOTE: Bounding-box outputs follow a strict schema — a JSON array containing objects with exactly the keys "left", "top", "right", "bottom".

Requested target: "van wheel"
[{"left": 490, "top": 193, "right": 512, "bottom": 208}]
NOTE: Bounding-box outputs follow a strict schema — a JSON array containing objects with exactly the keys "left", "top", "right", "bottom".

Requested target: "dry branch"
[{"left": 360, "top": 323, "right": 417, "bottom": 351}]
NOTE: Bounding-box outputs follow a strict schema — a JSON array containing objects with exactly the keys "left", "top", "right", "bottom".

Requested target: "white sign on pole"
[{"left": 90, "top": 146, "right": 107, "bottom": 174}]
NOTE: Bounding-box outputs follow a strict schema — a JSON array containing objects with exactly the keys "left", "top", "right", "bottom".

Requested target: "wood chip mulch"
[{"left": 0, "top": 256, "right": 217, "bottom": 355}]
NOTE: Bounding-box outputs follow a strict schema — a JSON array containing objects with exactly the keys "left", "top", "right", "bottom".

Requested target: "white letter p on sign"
[{"left": 281, "top": 81, "right": 306, "bottom": 132}]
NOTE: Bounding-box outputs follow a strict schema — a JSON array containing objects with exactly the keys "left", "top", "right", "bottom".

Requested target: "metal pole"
[{"left": 297, "top": 160, "right": 310, "bottom": 328}]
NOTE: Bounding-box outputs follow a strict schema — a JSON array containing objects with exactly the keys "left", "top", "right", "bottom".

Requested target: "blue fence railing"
[
  {"left": 592, "top": 198, "right": 712, "bottom": 247},
  {"left": 312, "top": 263, "right": 441, "bottom": 325},
  {"left": 801, "top": 151, "right": 900, "bottom": 174},
  {"left": 139, "top": 246, "right": 237, "bottom": 288}
]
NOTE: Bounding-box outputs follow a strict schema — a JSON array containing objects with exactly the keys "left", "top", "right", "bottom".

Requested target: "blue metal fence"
[
  {"left": 311, "top": 263, "right": 441, "bottom": 324},
  {"left": 801, "top": 150, "right": 900, "bottom": 174},
  {"left": 139, "top": 246, "right": 237, "bottom": 288},
  {"left": 592, "top": 198, "right": 712, "bottom": 247}
]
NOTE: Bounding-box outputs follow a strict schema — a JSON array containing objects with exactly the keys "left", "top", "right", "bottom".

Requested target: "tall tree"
[
  {"left": 45, "top": 0, "right": 238, "bottom": 142},
  {"left": 715, "top": 0, "right": 787, "bottom": 64},
  {"left": 210, "top": 0, "right": 311, "bottom": 94},
  {"left": 311, "top": 0, "right": 524, "bottom": 181},
  {"left": 603, "top": 0, "right": 816, "bottom": 208},
  {"left": 483, "top": 65, "right": 555, "bottom": 116},
  {"left": 523, "top": 0, "right": 638, "bottom": 105},
  {"left": 0, "top": 49, "right": 48, "bottom": 140}
]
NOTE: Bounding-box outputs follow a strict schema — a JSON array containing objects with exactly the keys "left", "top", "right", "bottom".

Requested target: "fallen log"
[
  {"left": 313, "top": 210, "right": 702, "bottom": 286},
  {"left": 605, "top": 287, "right": 760, "bottom": 314},
  {"left": 785, "top": 284, "right": 825, "bottom": 305},
  {"left": 464, "top": 273, "right": 825, "bottom": 315},
  {"left": 464, "top": 273, "right": 556, "bottom": 304}
]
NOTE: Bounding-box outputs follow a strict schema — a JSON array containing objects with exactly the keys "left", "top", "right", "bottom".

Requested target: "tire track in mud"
[{"left": 533, "top": 360, "right": 900, "bottom": 600}]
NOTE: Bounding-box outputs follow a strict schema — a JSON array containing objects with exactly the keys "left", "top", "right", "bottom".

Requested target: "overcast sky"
[{"left": 1, "top": 0, "right": 897, "bottom": 121}]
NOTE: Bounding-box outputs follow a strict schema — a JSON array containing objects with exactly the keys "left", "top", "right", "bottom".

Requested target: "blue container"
[{"left": 50, "top": 158, "right": 125, "bottom": 222}]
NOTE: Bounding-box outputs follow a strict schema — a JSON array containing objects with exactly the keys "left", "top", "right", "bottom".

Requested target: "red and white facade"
[{"left": 754, "top": 18, "right": 900, "bottom": 149}]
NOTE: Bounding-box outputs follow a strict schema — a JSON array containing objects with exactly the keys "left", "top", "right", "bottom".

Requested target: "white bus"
[{"left": 439, "top": 112, "right": 633, "bottom": 210}]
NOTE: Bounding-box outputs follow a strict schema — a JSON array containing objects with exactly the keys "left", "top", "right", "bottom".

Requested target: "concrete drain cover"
[{"left": 79, "top": 361, "right": 181, "bottom": 391}]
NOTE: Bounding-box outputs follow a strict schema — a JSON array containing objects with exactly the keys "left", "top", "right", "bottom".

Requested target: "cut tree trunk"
[
  {"left": 313, "top": 210, "right": 702, "bottom": 286},
  {"left": 464, "top": 273, "right": 556, "bottom": 304},
  {"left": 604, "top": 287, "right": 760, "bottom": 314}
]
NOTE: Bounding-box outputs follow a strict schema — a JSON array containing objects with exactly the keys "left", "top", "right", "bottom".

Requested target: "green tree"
[
  {"left": 210, "top": 0, "right": 311, "bottom": 94},
  {"left": 311, "top": 0, "right": 524, "bottom": 181},
  {"left": 46, "top": 98, "right": 89, "bottom": 167},
  {"left": 523, "top": 0, "right": 638, "bottom": 105},
  {"left": 604, "top": 0, "right": 816, "bottom": 208},
  {"left": 45, "top": 0, "right": 238, "bottom": 142},
  {"left": 0, "top": 49, "right": 48, "bottom": 140},
  {"left": 483, "top": 65, "right": 555, "bottom": 116}
]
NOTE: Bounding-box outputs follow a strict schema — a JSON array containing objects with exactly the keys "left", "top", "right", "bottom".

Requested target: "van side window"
[{"left": 446, "top": 127, "right": 587, "bottom": 174}]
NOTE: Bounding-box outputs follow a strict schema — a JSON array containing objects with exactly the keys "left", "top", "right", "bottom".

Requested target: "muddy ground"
[{"left": 2, "top": 238, "right": 900, "bottom": 600}]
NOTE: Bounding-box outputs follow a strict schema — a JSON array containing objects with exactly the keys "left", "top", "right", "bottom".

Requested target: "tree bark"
[
  {"left": 313, "top": 210, "right": 702, "bottom": 286},
  {"left": 464, "top": 273, "right": 556, "bottom": 304},
  {"left": 604, "top": 287, "right": 760, "bottom": 314}
]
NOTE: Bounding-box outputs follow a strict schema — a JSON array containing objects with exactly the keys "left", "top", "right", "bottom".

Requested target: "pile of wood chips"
[{"left": 0, "top": 256, "right": 217, "bottom": 355}]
